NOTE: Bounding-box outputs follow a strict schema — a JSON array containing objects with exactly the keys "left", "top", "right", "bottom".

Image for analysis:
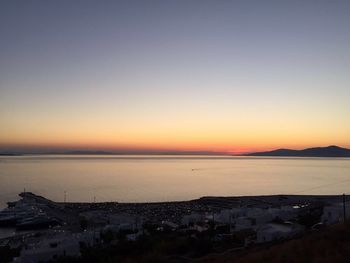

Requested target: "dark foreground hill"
[
  {"left": 246, "top": 145, "right": 350, "bottom": 157},
  {"left": 198, "top": 222, "right": 350, "bottom": 263}
]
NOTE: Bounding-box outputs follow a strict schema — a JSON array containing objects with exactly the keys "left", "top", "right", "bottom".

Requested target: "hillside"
[
  {"left": 246, "top": 145, "right": 350, "bottom": 157},
  {"left": 198, "top": 222, "right": 350, "bottom": 263}
]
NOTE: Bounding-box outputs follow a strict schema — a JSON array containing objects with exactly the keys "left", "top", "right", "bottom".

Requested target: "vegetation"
[
  {"left": 0, "top": 245, "right": 20, "bottom": 263},
  {"left": 198, "top": 222, "right": 350, "bottom": 263}
]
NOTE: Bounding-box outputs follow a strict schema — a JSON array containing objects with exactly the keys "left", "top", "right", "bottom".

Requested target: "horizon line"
[{"left": 0, "top": 145, "right": 348, "bottom": 156}]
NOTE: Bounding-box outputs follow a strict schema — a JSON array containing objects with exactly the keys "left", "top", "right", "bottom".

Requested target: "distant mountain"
[
  {"left": 63, "top": 150, "right": 114, "bottom": 155},
  {"left": 62, "top": 150, "right": 224, "bottom": 155},
  {"left": 0, "top": 150, "right": 227, "bottom": 156},
  {"left": 246, "top": 145, "right": 350, "bottom": 157},
  {"left": 0, "top": 153, "right": 22, "bottom": 156}
]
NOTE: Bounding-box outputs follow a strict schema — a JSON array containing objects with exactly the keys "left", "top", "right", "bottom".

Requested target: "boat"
[
  {"left": 16, "top": 216, "right": 61, "bottom": 230},
  {"left": 0, "top": 203, "right": 41, "bottom": 227}
]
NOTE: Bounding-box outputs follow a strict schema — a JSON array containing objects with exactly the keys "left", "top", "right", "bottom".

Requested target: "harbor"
[{"left": 1, "top": 192, "right": 349, "bottom": 262}]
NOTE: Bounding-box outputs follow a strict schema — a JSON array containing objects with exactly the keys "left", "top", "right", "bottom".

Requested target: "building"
[
  {"left": 321, "top": 203, "right": 350, "bottom": 225},
  {"left": 15, "top": 235, "right": 79, "bottom": 263},
  {"left": 256, "top": 223, "right": 304, "bottom": 243}
]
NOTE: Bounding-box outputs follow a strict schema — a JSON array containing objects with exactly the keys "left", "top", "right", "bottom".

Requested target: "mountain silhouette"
[{"left": 246, "top": 145, "right": 350, "bottom": 157}]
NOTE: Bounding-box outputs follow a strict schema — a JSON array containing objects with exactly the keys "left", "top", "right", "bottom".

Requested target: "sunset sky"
[{"left": 1, "top": 1, "right": 350, "bottom": 154}]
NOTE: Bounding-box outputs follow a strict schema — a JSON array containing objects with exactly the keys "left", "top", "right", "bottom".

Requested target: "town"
[{"left": 0, "top": 192, "right": 348, "bottom": 262}]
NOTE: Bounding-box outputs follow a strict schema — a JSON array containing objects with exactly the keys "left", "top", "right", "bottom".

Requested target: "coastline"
[{"left": 1, "top": 191, "right": 348, "bottom": 262}]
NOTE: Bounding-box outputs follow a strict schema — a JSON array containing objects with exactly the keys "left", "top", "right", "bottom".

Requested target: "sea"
[{"left": 1, "top": 155, "right": 350, "bottom": 208}]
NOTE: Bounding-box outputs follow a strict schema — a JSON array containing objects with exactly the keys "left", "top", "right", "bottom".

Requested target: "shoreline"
[
  {"left": 3, "top": 192, "right": 348, "bottom": 207},
  {"left": 1, "top": 153, "right": 350, "bottom": 158},
  {"left": 59, "top": 194, "right": 346, "bottom": 205},
  {"left": 12, "top": 192, "right": 347, "bottom": 208}
]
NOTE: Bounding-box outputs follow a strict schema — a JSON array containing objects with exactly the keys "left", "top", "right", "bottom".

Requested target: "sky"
[{"left": 0, "top": 0, "right": 350, "bottom": 154}]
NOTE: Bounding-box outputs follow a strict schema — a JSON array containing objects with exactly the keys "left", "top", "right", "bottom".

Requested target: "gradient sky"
[{"left": 1, "top": 0, "right": 350, "bottom": 153}]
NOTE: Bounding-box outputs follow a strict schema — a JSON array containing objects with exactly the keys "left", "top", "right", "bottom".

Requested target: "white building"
[
  {"left": 126, "top": 231, "right": 143, "bottom": 241},
  {"left": 233, "top": 217, "right": 256, "bottom": 231},
  {"left": 256, "top": 223, "right": 303, "bottom": 243},
  {"left": 267, "top": 206, "right": 297, "bottom": 221},
  {"left": 321, "top": 203, "right": 350, "bottom": 225},
  {"left": 15, "top": 235, "right": 77, "bottom": 263},
  {"left": 181, "top": 213, "right": 205, "bottom": 225},
  {"left": 214, "top": 207, "right": 294, "bottom": 230},
  {"left": 14, "top": 231, "right": 99, "bottom": 263},
  {"left": 162, "top": 221, "right": 179, "bottom": 230}
]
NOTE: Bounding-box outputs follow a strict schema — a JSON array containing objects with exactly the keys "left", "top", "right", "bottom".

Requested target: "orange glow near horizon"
[
  {"left": 2, "top": 132, "right": 350, "bottom": 154},
  {"left": 1, "top": 106, "right": 349, "bottom": 154},
  {"left": 1, "top": 110, "right": 350, "bottom": 153}
]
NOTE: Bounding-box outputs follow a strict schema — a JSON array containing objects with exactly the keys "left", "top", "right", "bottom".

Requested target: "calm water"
[{"left": 0, "top": 155, "right": 350, "bottom": 208}]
